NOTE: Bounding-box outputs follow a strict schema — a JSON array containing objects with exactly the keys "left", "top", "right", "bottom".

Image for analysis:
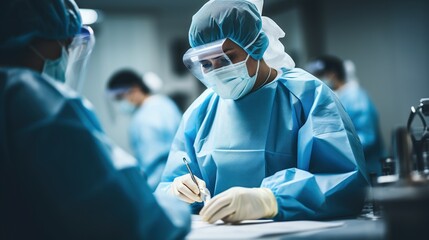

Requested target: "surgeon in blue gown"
[
  {"left": 156, "top": 0, "right": 369, "bottom": 224},
  {"left": 0, "top": 0, "right": 190, "bottom": 239}
]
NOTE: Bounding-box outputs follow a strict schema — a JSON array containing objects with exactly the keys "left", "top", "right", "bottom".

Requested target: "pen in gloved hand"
[{"left": 182, "top": 157, "right": 211, "bottom": 202}]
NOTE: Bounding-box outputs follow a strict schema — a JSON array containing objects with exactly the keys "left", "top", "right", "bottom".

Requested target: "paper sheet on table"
[{"left": 188, "top": 215, "right": 344, "bottom": 239}]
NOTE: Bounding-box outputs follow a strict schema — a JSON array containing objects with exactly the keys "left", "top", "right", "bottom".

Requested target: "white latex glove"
[
  {"left": 171, "top": 174, "right": 207, "bottom": 203},
  {"left": 200, "top": 187, "right": 278, "bottom": 224}
]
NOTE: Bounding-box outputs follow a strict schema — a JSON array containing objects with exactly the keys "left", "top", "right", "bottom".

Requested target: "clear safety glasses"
[
  {"left": 65, "top": 25, "right": 96, "bottom": 92},
  {"left": 183, "top": 38, "right": 233, "bottom": 86},
  {"left": 106, "top": 87, "right": 132, "bottom": 100}
]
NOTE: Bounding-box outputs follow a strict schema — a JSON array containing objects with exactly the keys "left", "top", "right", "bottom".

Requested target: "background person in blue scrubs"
[
  {"left": 0, "top": 0, "right": 190, "bottom": 239},
  {"left": 107, "top": 69, "right": 182, "bottom": 190},
  {"left": 157, "top": 0, "right": 368, "bottom": 224},
  {"left": 307, "top": 55, "right": 386, "bottom": 176}
]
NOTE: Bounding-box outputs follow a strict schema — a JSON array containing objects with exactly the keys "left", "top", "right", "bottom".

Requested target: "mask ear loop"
[
  {"left": 57, "top": 41, "right": 69, "bottom": 56},
  {"left": 241, "top": 32, "right": 264, "bottom": 86},
  {"left": 28, "top": 45, "right": 46, "bottom": 61},
  {"left": 254, "top": 62, "right": 272, "bottom": 92},
  {"left": 29, "top": 41, "right": 67, "bottom": 61}
]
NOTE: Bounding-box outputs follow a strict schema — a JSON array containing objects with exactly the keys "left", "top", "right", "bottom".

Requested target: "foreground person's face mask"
[
  {"left": 30, "top": 26, "right": 95, "bottom": 92},
  {"left": 31, "top": 41, "right": 69, "bottom": 83}
]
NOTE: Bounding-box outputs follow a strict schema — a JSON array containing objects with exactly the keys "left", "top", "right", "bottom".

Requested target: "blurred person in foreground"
[
  {"left": 307, "top": 55, "right": 385, "bottom": 176},
  {"left": 0, "top": 0, "right": 190, "bottom": 239},
  {"left": 107, "top": 69, "right": 182, "bottom": 190}
]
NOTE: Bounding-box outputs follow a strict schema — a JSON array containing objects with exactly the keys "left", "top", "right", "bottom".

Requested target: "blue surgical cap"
[
  {"left": 0, "top": 0, "right": 82, "bottom": 53},
  {"left": 189, "top": 0, "right": 269, "bottom": 60}
]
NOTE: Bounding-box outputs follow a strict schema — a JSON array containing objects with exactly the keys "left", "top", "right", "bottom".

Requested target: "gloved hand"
[
  {"left": 171, "top": 174, "right": 207, "bottom": 203},
  {"left": 200, "top": 187, "right": 278, "bottom": 224}
]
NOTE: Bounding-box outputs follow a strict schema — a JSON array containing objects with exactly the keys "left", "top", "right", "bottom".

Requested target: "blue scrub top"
[
  {"left": 0, "top": 68, "right": 190, "bottom": 239},
  {"left": 157, "top": 67, "right": 369, "bottom": 221},
  {"left": 129, "top": 95, "right": 182, "bottom": 190},
  {"left": 336, "top": 81, "right": 385, "bottom": 176}
]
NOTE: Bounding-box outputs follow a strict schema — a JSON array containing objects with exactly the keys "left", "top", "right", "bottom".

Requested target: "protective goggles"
[
  {"left": 183, "top": 38, "right": 233, "bottom": 85},
  {"left": 106, "top": 87, "right": 132, "bottom": 100},
  {"left": 65, "top": 25, "right": 96, "bottom": 92}
]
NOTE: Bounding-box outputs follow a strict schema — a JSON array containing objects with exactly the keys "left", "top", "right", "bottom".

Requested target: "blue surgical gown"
[
  {"left": 336, "top": 81, "right": 385, "bottom": 176},
  {"left": 129, "top": 95, "right": 182, "bottom": 190},
  {"left": 157, "top": 67, "right": 369, "bottom": 221},
  {"left": 0, "top": 68, "right": 190, "bottom": 239}
]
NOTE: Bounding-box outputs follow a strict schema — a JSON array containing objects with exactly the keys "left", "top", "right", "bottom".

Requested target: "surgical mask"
[
  {"left": 42, "top": 47, "right": 69, "bottom": 83},
  {"left": 204, "top": 54, "right": 260, "bottom": 100},
  {"left": 30, "top": 42, "right": 69, "bottom": 83},
  {"left": 118, "top": 100, "right": 136, "bottom": 115}
]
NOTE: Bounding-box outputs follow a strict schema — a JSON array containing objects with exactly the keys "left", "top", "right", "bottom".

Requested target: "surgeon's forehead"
[
  {"left": 221, "top": 38, "right": 240, "bottom": 51},
  {"left": 221, "top": 38, "right": 247, "bottom": 59}
]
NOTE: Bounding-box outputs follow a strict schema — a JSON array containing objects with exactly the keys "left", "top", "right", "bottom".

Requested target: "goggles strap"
[{"left": 28, "top": 45, "right": 46, "bottom": 61}]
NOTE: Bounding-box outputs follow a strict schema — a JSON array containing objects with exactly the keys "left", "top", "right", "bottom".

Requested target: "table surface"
[
  {"left": 265, "top": 218, "right": 386, "bottom": 240},
  {"left": 188, "top": 216, "right": 386, "bottom": 240}
]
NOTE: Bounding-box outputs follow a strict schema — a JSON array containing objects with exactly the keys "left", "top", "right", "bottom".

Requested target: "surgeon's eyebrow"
[
  {"left": 213, "top": 55, "right": 225, "bottom": 60},
  {"left": 223, "top": 47, "right": 235, "bottom": 53},
  {"left": 223, "top": 48, "right": 238, "bottom": 59}
]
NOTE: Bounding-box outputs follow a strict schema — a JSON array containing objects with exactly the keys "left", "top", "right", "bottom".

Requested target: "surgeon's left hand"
[{"left": 200, "top": 187, "right": 278, "bottom": 224}]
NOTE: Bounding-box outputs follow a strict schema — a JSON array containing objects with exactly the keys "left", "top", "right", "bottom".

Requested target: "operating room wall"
[
  {"left": 269, "top": 8, "right": 308, "bottom": 68},
  {"left": 81, "top": 14, "right": 155, "bottom": 152},
  {"left": 321, "top": 0, "right": 429, "bottom": 154}
]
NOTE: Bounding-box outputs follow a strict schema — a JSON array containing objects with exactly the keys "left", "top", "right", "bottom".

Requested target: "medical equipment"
[
  {"left": 372, "top": 98, "right": 429, "bottom": 240},
  {"left": 407, "top": 98, "right": 429, "bottom": 178}
]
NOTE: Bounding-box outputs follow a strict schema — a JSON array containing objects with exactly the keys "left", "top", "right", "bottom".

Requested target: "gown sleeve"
[{"left": 261, "top": 79, "right": 369, "bottom": 221}]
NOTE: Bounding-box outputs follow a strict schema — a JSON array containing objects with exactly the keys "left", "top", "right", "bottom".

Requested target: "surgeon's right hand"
[{"left": 171, "top": 174, "right": 206, "bottom": 203}]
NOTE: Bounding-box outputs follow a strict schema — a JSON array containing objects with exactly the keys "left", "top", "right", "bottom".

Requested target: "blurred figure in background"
[
  {"left": 0, "top": 0, "right": 190, "bottom": 239},
  {"left": 307, "top": 55, "right": 385, "bottom": 176},
  {"left": 107, "top": 69, "right": 182, "bottom": 190}
]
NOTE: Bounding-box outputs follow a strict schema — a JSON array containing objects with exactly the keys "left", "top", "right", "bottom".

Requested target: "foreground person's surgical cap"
[
  {"left": 189, "top": 0, "right": 269, "bottom": 60},
  {"left": 0, "top": 0, "right": 82, "bottom": 53}
]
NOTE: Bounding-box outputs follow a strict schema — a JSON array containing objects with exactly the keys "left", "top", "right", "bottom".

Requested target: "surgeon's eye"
[
  {"left": 226, "top": 54, "right": 235, "bottom": 62},
  {"left": 219, "top": 57, "right": 230, "bottom": 66},
  {"left": 211, "top": 56, "right": 231, "bottom": 69},
  {"left": 200, "top": 60, "right": 213, "bottom": 71},
  {"left": 227, "top": 53, "right": 245, "bottom": 64}
]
